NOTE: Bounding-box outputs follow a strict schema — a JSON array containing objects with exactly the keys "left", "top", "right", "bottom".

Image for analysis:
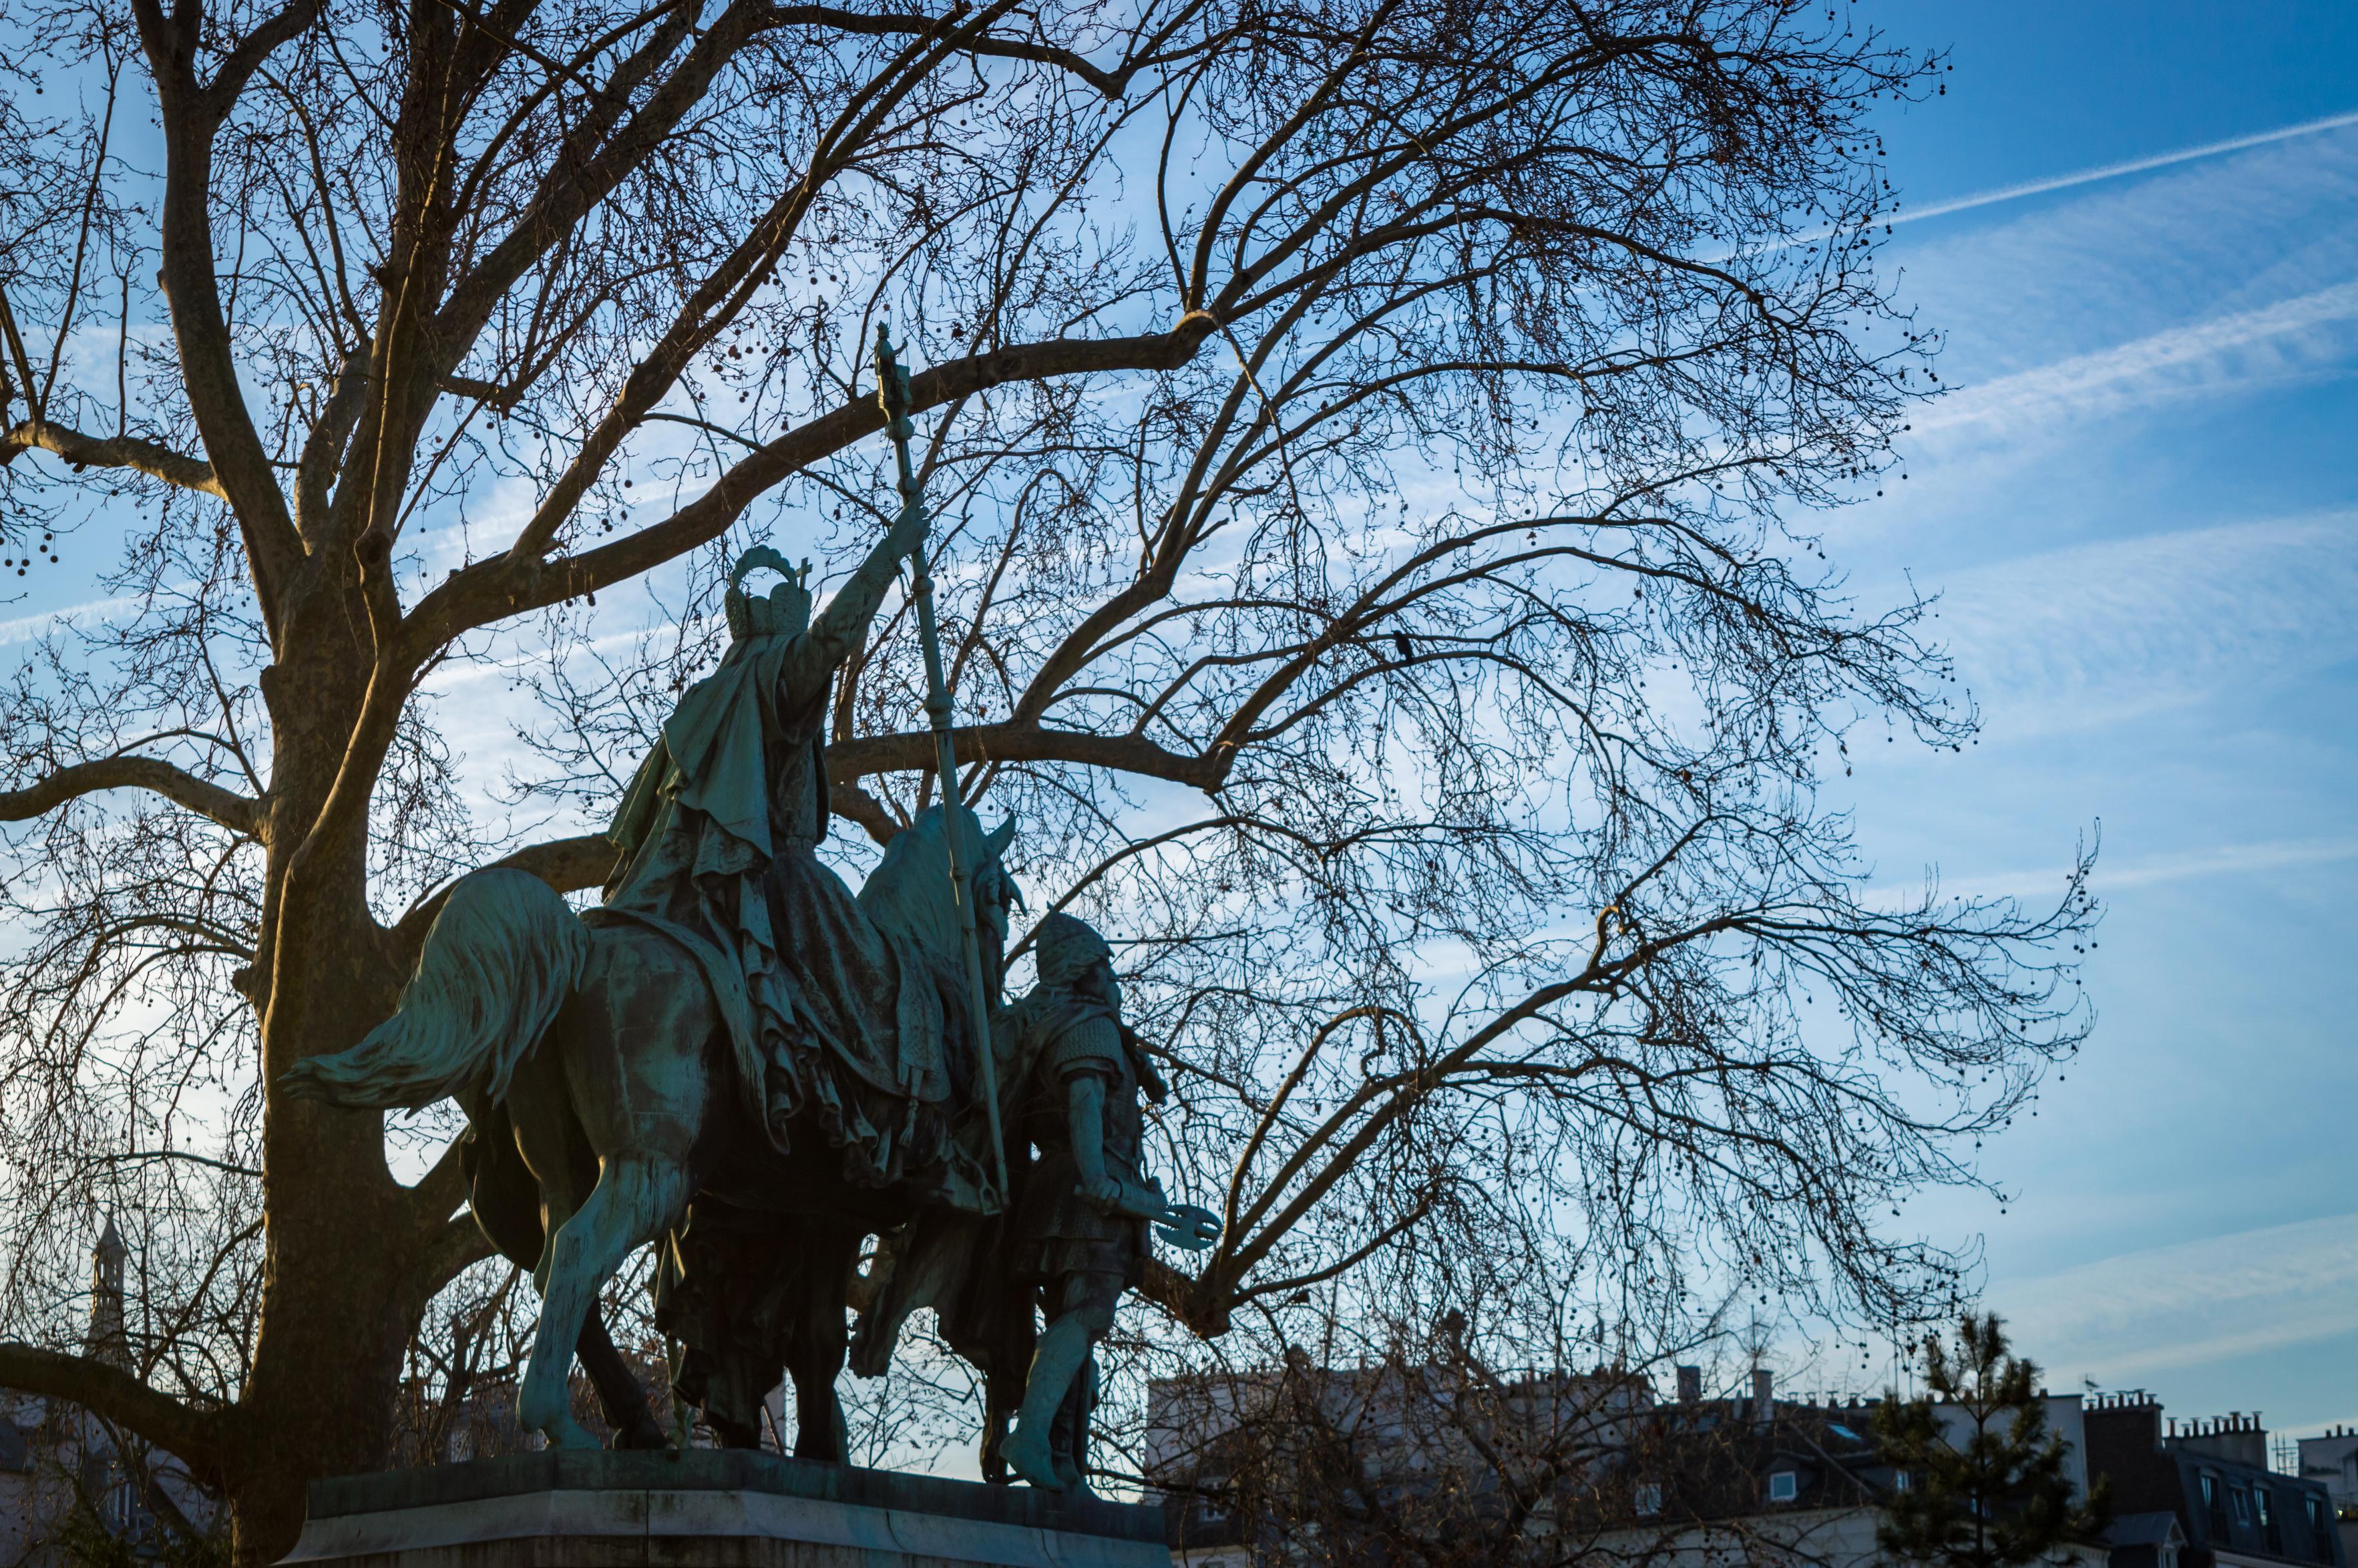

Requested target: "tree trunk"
[
  {"left": 222, "top": 631, "right": 427, "bottom": 1567},
  {"left": 225, "top": 1095, "right": 418, "bottom": 1564}
]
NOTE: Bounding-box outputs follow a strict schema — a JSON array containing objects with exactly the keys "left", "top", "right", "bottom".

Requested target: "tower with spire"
[{"left": 83, "top": 1215, "right": 130, "bottom": 1370}]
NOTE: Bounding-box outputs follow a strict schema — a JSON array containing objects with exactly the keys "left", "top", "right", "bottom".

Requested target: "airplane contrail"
[{"left": 1891, "top": 104, "right": 2358, "bottom": 228}]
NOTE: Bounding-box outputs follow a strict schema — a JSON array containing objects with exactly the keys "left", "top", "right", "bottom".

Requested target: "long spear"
[{"left": 873, "top": 323, "right": 1009, "bottom": 1205}]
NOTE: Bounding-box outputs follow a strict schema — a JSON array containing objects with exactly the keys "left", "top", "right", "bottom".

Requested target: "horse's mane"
[{"left": 855, "top": 803, "right": 1012, "bottom": 962}]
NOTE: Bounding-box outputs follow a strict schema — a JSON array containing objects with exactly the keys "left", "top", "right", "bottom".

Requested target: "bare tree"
[
  {"left": 0, "top": 0, "right": 2092, "bottom": 1557},
  {"left": 1143, "top": 1306, "right": 1670, "bottom": 1567},
  {"left": 1133, "top": 1281, "right": 1812, "bottom": 1568}
]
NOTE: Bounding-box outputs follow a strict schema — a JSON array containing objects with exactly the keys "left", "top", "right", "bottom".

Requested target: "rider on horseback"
[
  {"left": 598, "top": 517, "right": 989, "bottom": 1206},
  {"left": 282, "top": 507, "right": 1035, "bottom": 1454},
  {"left": 598, "top": 517, "right": 1013, "bottom": 1446}
]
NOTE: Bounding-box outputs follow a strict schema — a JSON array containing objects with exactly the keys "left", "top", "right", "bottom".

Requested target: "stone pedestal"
[{"left": 276, "top": 1450, "right": 1170, "bottom": 1568}]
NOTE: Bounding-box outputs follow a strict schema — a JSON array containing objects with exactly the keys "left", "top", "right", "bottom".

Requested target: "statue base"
[{"left": 276, "top": 1450, "right": 1169, "bottom": 1568}]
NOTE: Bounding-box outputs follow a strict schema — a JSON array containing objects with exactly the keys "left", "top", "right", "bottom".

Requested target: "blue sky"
[
  {"left": 6, "top": 0, "right": 2353, "bottom": 1448},
  {"left": 1814, "top": 1, "right": 2358, "bottom": 1436}
]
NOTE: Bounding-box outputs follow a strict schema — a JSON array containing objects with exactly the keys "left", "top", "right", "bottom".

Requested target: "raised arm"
[{"left": 779, "top": 502, "right": 929, "bottom": 699}]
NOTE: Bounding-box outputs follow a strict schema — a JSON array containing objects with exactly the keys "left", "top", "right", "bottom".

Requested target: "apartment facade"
[
  {"left": 2081, "top": 1396, "right": 2340, "bottom": 1568},
  {"left": 2295, "top": 1428, "right": 2358, "bottom": 1567}
]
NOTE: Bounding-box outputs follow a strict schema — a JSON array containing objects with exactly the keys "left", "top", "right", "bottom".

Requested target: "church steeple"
[{"left": 85, "top": 1215, "right": 130, "bottom": 1370}]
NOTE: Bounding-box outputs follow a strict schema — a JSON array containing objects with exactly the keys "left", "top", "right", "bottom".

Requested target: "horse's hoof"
[
  {"left": 612, "top": 1422, "right": 670, "bottom": 1451},
  {"left": 534, "top": 1410, "right": 604, "bottom": 1450},
  {"left": 713, "top": 1416, "right": 764, "bottom": 1451},
  {"left": 1001, "top": 1430, "right": 1062, "bottom": 1491}
]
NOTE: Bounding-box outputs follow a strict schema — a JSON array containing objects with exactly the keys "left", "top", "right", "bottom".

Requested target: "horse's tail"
[{"left": 279, "top": 867, "right": 589, "bottom": 1109}]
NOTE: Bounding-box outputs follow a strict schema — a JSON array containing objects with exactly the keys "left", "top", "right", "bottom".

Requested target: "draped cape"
[{"left": 598, "top": 626, "right": 977, "bottom": 1200}]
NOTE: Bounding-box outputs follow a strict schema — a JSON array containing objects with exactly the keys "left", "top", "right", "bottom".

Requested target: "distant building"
[
  {"left": 1581, "top": 1368, "right": 2106, "bottom": 1568},
  {"left": 1147, "top": 1348, "right": 1659, "bottom": 1565},
  {"left": 0, "top": 1219, "right": 216, "bottom": 1567},
  {"left": 2295, "top": 1427, "right": 2358, "bottom": 1566},
  {"left": 1580, "top": 1372, "right": 1917, "bottom": 1568},
  {"left": 2084, "top": 1393, "right": 2343, "bottom": 1568},
  {"left": 1149, "top": 1356, "right": 2110, "bottom": 1568}
]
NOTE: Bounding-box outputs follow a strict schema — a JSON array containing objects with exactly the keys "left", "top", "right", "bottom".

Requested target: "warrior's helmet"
[
  {"left": 725, "top": 545, "right": 813, "bottom": 640},
  {"left": 1033, "top": 912, "right": 1115, "bottom": 992},
  {"left": 1030, "top": 912, "right": 1165, "bottom": 1099}
]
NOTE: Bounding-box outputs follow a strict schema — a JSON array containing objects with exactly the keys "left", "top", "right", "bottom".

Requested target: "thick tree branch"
[
  {"left": 437, "top": 373, "right": 521, "bottom": 413},
  {"left": 1, "top": 419, "right": 226, "bottom": 497},
  {"left": 829, "top": 719, "right": 1223, "bottom": 791},
  {"left": 763, "top": 7, "right": 1143, "bottom": 97},
  {"left": 402, "top": 315, "right": 1218, "bottom": 655},
  {"left": 829, "top": 780, "right": 900, "bottom": 845},
  {"left": 1140, "top": 1257, "right": 1227, "bottom": 1337},
  {"left": 411, "top": 1212, "right": 496, "bottom": 1303},
  {"left": 128, "top": 0, "right": 306, "bottom": 631},
  {"left": 0, "top": 755, "right": 264, "bottom": 837},
  {"left": 492, "top": 831, "right": 621, "bottom": 892},
  {"left": 0, "top": 1344, "right": 224, "bottom": 1483},
  {"left": 200, "top": 0, "right": 327, "bottom": 120}
]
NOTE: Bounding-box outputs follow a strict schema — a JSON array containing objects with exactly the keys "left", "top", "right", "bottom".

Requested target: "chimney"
[
  {"left": 2082, "top": 1390, "right": 2163, "bottom": 1489},
  {"left": 1751, "top": 1366, "right": 1774, "bottom": 1425},
  {"left": 1677, "top": 1366, "right": 1703, "bottom": 1406},
  {"left": 85, "top": 1215, "right": 130, "bottom": 1370},
  {"left": 2169, "top": 1411, "right": 2268, "bottom": 1470}
]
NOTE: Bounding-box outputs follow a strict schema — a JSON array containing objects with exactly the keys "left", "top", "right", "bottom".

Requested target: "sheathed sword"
[{"left": 873, "top": 323, "right": 1010, "bottom": 1207}]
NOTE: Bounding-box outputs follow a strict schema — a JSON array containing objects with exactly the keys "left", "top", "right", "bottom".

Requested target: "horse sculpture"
[{"left": 285, "top": 803, "right": 1018, "bottom": 1452}]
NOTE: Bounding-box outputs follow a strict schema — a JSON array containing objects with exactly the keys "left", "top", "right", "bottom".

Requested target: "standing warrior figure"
[{"left": 996, "top": 913, "right": 1218, "bottom": 1492}]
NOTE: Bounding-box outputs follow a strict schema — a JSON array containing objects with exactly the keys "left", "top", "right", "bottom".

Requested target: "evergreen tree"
[{"left": 1877, "top": 1315, "right": 2110, "bottom": 1568}]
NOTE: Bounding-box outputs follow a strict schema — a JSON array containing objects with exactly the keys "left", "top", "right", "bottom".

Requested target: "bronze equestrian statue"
[
  {"left": 286, "top": 329, "right": 1218, "bottom": 1479},
  {"left": 284, "top": 505, "right": 1016, "bottom": 1450}
]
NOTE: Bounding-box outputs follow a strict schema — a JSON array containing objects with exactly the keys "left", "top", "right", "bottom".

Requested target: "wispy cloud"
[
  {"left": 1894, "top": 107, "right": 2358, "bottom": 229},
  {"left": 2093, "top": 839, "right": 2358, "bottom": 888},
  {"left": 1999, "top": 1211, "right": 2358, "bottom": 1413},
  {"left": 0, "top": 594, "right": 138, "bottom": 648},
  {"left": 1878, "top": 100, "right": 2358, "bottom": 409},
  {"left": 1904, "top": 837, "right": 2358, "bottom": 907},
  {"left": 1926, "top": 512, "right": 2358, "bottom": 735},
  {"left": 1917, "top": 280, "right": 2358, "bottom": 445}
]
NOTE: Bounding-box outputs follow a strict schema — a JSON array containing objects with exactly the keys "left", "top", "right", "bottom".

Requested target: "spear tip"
[{"left": 873, "top": 322, "right": 912, "bottom": 421}]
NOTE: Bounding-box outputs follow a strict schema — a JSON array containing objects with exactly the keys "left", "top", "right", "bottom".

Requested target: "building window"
[
  {"left": 1893, "top": 1471, "right": 1913, "bottom": 1494},
  {"left": 2258, "top": 1489, "right": 2281, "bottom": 1553},
  {"left": 2202, "top": 1473, "right": 2228, "bottom": 1535},
  {"left": 1768, "top": 1471, "right": 1798, "bottom": 1503},
  {"left": 2306, "top": 1492, "right": 2328, "bottom": 1551},
  {"left": 1636, "top": 1483, "right": 1662, "bottom": 1517},
  {"left": 2232, "top": 1486, "right": 2252, "bottom": 1527}
]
